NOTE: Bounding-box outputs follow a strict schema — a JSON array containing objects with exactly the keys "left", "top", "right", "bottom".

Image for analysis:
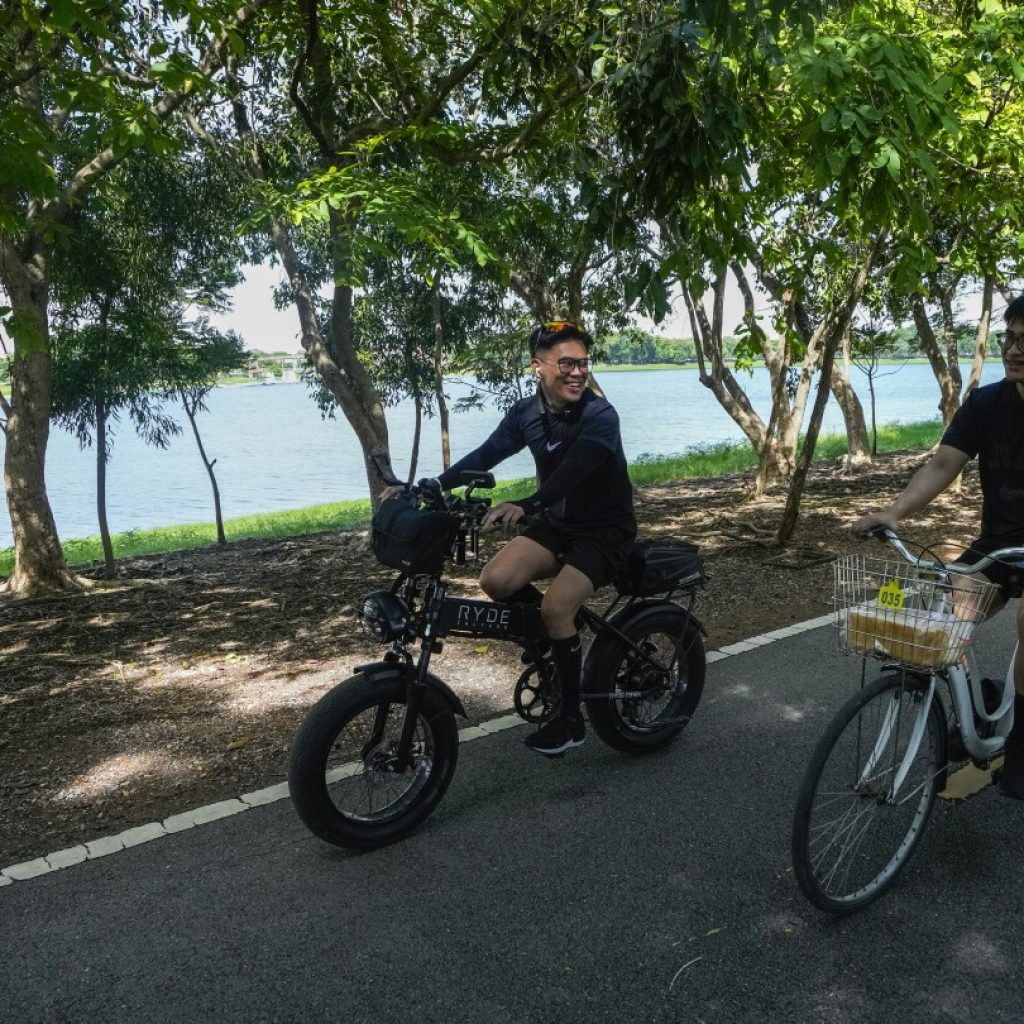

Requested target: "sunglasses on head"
[
  {"left": 529, "top": 318, "right": 589, "bottom": 351},
  {"left": 543, "top": 319, "right": 585, "bottom": 333}
]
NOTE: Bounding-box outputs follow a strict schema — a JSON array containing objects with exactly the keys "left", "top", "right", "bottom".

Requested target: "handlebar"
[{"left": 861, "top": 526, "right": 1024, "bottom": 577}]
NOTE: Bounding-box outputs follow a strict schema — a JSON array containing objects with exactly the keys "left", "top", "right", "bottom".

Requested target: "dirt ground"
[{"left": 0, "top": 449, "right": 983, "bottom": 864}]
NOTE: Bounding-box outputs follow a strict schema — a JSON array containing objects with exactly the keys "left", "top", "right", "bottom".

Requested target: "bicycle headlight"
[{"left": 360, "top": 591, "right": 409, "bottom": 643}]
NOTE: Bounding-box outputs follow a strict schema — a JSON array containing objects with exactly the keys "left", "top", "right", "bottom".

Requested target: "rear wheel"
[
  {"left": 791, "top": 673, "right": 946, "bottom": 914},
  {"left": 288, "top": 674, "right": 459, "bottom": 850},
  {"left": 585, "top": 605, "right": 705, "bottom": 754}
]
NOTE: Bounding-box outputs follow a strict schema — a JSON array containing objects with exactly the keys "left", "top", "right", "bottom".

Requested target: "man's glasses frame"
[
  {"left": 998, "top": 330, "right": 1024, "bottom": 354},
  {"left": 542, "top": 356, "right": 590, "bottom": 375}
]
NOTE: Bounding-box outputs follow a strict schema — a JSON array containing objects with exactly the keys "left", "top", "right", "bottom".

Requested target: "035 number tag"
[{"left": 877, "top": 579, "right": 906, "bottom": 610}]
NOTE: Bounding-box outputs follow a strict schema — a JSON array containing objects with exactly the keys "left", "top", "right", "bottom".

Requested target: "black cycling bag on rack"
[
  {"left": 370, "top": 496, "right": 459, "bottom": 574},
  {"left": 616, "top": 539, "right": 705, "bottom": 596}
]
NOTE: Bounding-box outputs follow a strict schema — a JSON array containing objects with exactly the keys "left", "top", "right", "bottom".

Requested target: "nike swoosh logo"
[
  {"left": 570, "top": 642, "right": 581, "bottom": 653},
  {"left": 545, "top": 441, "right": 561, "bottom": 452}
]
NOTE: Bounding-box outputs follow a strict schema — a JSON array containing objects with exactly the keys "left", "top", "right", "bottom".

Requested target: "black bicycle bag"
[
  {"left": 370, "top": 496, "right": 459, "bottom": 575},
  {"left": 616, "top": 539, "right": 705, "bottom": 596}
]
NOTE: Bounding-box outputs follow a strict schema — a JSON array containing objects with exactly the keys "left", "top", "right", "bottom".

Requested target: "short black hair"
[
  {"left": 1005, "top": 294, "right": 1024, "bottom": 323},
  {"left": 528, "top": 320, "right": 593, "bottom": 356}
]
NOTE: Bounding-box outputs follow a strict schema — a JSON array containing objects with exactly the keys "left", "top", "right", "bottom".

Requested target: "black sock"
[
  {"left": 550, "top": 633, "right": 582, "bottom": 717},
  {"left": 507, "top": 583, "right": 543, "bottom": 606}
]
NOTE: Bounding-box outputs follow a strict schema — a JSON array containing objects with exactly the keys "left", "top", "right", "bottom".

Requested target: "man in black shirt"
[
  {"left": 383, "top": 320, "right": 636, "bottom": 755},
  {"left": 852, "top": 295, "right": 1024, "bottom": 798}
]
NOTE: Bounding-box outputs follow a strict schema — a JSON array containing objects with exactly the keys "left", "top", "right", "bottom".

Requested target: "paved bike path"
[{"left": 2, "top": 616, "right": 1023, "bottom": 1024}]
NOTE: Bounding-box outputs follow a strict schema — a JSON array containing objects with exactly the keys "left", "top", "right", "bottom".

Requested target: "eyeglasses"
[
  {"left": 544, "top": 356, "right": 590, "bottom": 375},
  {"left": 999, "top": 330, "right": 1024, "bottom": 354}
]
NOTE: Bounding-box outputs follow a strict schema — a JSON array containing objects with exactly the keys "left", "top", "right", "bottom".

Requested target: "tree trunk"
[
  {"left": 830, "top": 357, "right": 871, "bottom": 466},
  {"left": 867, "top": 371, "right": 879, "bottom": 455},
  {"left": 0, "top": 271, "right": 84, "bottom": 595},
  {"left": 231, "top": 91, "right": 397, "bottom": 508},
  {"left": 965, "top": 274, "right": 994, "bottom": 398},
  {"left": 776, "top": 234, "right": 885, "bottom": 545},
  {"left": 409, "top": 393, "right": 423, "bottom": 483},
  {"left": 181, "top": 391, "right": 227, "bottom": 546},
  {"left": 912, "top": 298, "right": 960, "bottom": 427},
  {"left": 95, "top": 398, "right": 115, "bottom": 575},
  {"left": 432, "top": 287, "right": 451, "bottom": 472}
]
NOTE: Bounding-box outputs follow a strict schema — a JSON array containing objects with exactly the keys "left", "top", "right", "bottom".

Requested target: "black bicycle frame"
[{"left": 391, "top": 581, "right": 701, "bottom": 765}]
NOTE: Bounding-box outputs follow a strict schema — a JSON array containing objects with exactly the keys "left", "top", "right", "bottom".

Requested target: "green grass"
[{"left": 0, "top": 418, "right": 945, "bottom": 577}]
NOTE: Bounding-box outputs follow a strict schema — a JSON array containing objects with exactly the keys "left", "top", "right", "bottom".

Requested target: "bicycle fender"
[
  {"left": 605, "top": 599, "right": 706, "bottom": 637},
  {"left": 352, "top": 661, "right": 468, "bottom": 719}
]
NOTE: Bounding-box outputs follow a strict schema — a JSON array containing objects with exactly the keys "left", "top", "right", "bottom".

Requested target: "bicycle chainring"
[{"left": 514, "top": 665, "right": 558, "bottom": 723}]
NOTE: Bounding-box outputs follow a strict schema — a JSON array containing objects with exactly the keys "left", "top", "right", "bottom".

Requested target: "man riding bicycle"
[
  {"left": 853, "top": 294, "right": 1024, "bottom": 799},
  {"left": 381, "top": 319, "right": 636, "bottom": 756}
]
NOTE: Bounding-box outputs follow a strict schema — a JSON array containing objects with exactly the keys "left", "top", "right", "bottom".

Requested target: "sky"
[{"left": 208, "top": 262, "right": 304, "bottom": 354}]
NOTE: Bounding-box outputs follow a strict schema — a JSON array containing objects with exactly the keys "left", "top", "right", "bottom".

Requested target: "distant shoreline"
[{"left": 0, "top": 420, "right": 944, "bottom": 576}]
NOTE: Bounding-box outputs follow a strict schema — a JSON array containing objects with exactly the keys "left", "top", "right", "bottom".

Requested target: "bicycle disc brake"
[
  {"left": 620, "top": 641, "right": 670, "bottom": 723},
  {"left": 514, "top": 666, "right": 558, "bottom": 723}
]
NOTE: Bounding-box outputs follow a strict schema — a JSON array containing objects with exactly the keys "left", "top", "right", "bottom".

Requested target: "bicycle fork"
[{"left": 860, "top": 677, "right": 937, "bottom": 803}]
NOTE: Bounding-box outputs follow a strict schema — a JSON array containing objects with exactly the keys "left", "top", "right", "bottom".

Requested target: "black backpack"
[{"left": 370, "top": 496, "right": 459, "bottom": 575}]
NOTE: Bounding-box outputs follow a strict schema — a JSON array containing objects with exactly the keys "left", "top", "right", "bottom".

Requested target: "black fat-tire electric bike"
[{"left": 288, "top": 471, "right": 707, "bottom": 850}]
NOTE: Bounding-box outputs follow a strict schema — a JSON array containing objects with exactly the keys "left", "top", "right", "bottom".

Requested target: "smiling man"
[
  {"left": 852, "top": 295, "right": 1024, "bottom": 797},
  {"left": 382, "top": 319, "right": 636, "bottom": 755}
]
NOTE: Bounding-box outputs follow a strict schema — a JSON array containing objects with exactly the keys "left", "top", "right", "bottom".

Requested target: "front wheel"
[
  {"left": 288, "top": 673, "right": 459, "bottom": 850},
  {"left": 791, "top": 672, "right": 947, "bottom": 914},
  {"left": 585, "top": 605, "right": 706, "bottom": 754}
]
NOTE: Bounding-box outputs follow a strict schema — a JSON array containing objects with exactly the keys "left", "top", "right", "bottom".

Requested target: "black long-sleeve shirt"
[{"left": 437, "top": 390, "right": 635, "bottom": 528}]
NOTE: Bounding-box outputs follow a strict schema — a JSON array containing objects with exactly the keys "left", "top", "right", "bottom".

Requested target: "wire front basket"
[{"left": 833, "top": 553, "right": 997, "bottom": 671}]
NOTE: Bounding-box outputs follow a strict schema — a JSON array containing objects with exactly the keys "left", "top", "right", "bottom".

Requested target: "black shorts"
[
  {"left": 958, "top": 536, "right": 1024, "bottom": 602},
  {"left": 521, "top": 517, "right": 637, "bottom": 591}
]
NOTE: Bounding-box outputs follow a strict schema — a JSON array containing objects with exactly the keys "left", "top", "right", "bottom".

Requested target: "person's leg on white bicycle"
[{"left": 999, "top": 600, "right": 1024, "bottom": 799}]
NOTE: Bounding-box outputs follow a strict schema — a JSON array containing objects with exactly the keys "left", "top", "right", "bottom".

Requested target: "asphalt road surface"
[{"left": 3, "top": 617, "right": 1023, "bottom": 1024}]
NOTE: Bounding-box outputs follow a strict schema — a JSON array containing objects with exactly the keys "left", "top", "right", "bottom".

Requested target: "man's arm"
[{"left": 852, "top": 445, "right": 970, "bottom": 535}]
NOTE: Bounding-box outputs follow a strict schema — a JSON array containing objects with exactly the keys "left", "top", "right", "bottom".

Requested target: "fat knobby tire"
[{"left": 288, "top": 673, "right": 459, "bottom": 850}]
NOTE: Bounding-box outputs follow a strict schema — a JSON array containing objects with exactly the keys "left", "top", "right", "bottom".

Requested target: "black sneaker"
[{"left": 524, "top": 712, "right": 585, "bottom": 756}]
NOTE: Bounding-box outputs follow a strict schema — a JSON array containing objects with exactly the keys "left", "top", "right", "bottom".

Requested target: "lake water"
[{"left": 2, "top": 361, "right": 1004, "bottom": 548}]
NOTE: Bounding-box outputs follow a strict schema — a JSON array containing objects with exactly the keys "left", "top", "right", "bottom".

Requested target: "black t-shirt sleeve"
[
  {"left": 436, "top": 407, "right": 525, "bottom": 489},
  {"left": 941, "top": 391, "right": 981, "bottom": 459},
  {"left": 512, "top": 439, "right": 612, "bottom": 515}
]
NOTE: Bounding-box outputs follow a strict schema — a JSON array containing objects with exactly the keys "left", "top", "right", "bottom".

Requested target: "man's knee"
[
  {"left": 478, "top": 563, "right": 512, "bottom": 600},
  {"left": 541, "top": 591, "right": 579, "bottom": 629}
]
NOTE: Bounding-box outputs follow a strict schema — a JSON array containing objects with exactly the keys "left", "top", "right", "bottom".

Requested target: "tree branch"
[
  {"left": 290, "top": 0, "right": 334, "bottom": 159},
  {"left": 46, "top": 0, "right": 271, "bottom": 220},
  {"left": 427, "top": 82, "right": 581, "bottom": 164}
]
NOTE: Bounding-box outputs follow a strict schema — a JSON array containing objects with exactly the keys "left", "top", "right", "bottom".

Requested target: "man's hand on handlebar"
[
  {"left": 378, "top": 477, "right": 442, "bottom": 504},
  {"left": 850, "top": 510, "right": 900, "bottom": 539},
  {"left": 378, "top": 483, "right": 409, "bottom": 502},
  {"left": 481, "top": 502, "right": 525, "bottom": 530}
]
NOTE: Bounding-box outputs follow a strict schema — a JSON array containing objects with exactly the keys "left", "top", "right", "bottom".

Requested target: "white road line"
[{"left": 0, "top": 611, "right": 831, "bottom": 886}]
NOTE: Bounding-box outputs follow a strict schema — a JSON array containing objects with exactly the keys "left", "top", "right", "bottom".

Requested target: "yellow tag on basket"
[{"left": 877, "top": 579, "right": 906, "bottom": 611}]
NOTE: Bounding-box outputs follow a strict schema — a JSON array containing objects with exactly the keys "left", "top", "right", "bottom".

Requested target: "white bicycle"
[{"left": 791, "top": 528, "right": 1023, "bottom": 914}]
